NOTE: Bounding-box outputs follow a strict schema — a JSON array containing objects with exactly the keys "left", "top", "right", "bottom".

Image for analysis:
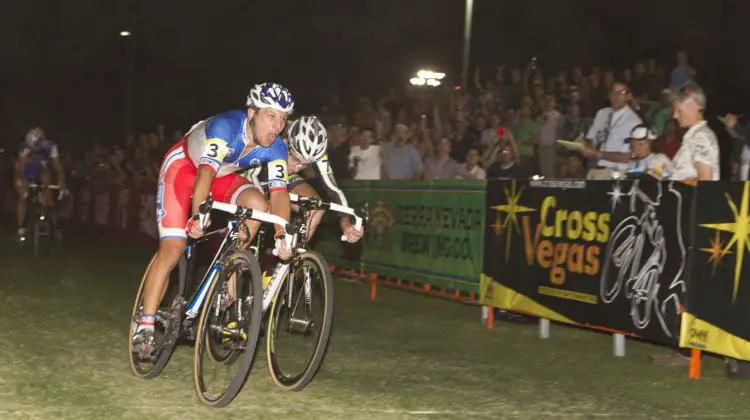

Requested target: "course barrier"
[{"left": 6, "top": 176, "right": 750, "bottom": 376}]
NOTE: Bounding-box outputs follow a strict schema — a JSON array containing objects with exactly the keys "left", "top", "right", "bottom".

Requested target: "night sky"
[{"left": 2, "top": 0, "right": 747, "bottom": 151}]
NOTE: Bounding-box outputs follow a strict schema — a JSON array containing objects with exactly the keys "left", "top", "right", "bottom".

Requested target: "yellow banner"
[
  {"left": 680, "top": 312, "right": 750, "bottom": 361},
  {"left": 480, "top": 273, "right": 577, "bottom": 325}
]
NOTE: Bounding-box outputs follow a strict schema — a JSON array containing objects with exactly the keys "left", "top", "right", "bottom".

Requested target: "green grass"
[{"left": 0, "top": 227, "right": 749, "bottom": 419}]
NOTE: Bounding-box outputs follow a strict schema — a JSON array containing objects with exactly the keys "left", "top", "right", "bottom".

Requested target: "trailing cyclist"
[
  {"left": 14, "top": 127, "right": 67, "bottom": 243},
  {"left": 245, "top": 115, "right": 364, "bottom": 247}
]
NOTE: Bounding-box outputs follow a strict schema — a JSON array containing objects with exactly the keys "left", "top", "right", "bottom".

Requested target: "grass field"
[{"left": 0, "top": 227, "right": 749, "bottom": 419}]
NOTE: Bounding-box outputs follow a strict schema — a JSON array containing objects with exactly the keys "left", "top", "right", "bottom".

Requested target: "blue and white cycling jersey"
[
  {"left": 19, "top": 138, "right": 59, "bottom": 180},
  {"left": 183, "top": 110, "right": 289, "bottom": 191}
]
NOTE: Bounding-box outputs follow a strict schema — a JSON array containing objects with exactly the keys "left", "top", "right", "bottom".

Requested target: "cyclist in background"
[
  {"left": 244, "top": 115, "right": 364, "bottom": 248},
  {"left": 132, "top": 82, "right": 295, "bottom": 360},
  {"left": 14, "top": 127, "right": 66, "bottom": 243}
]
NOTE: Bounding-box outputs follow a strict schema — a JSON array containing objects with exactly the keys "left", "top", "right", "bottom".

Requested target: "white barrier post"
[
  {"left": 539, "top": 318, "right": 550, "bottom": 339},
  {"left": 614, "top": 333, "right": 626, "bottom": 357}
]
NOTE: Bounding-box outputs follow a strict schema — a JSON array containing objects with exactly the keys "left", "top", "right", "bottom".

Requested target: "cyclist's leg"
[
  {"left": 289, "top": 177, "right": 324, "bottom": 240},
  {"left": 213, "top": 173, "right": 268, "bottom": 248},
  {"left": 38, "top": 165, "right": 54, "bottom": 207},
  {"left": 15, "top": 164, "right": 40, "bottom": 238},
  {"left": 211, "top": 173, "right": 268, "bottom": 302},
  {"left": 136, "top": 146, "right": 194, "bottom": 340}
]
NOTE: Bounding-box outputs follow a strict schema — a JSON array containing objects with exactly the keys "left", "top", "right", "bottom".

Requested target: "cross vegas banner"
[{"left": 481, "top": 178, "right": 693, "bottom": 345}]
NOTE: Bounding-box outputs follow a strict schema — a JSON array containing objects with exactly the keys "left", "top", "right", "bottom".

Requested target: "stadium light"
[
  {"left": 411, "top": 69, "right": 445, "bottom": 88},
  {"left": 120, "top": 30, "right": 131, "bottom": 37}
]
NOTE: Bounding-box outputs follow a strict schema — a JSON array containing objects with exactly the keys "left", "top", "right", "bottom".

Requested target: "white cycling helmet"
[
  {"left": 246, "top": 82, "right": 295, "bottom": 113},
  {"left": 287, "top": 116, "right": 328, "bottom": 162},
  {"left": 25, "top": 127, "right": 45, "bottom": 146}
]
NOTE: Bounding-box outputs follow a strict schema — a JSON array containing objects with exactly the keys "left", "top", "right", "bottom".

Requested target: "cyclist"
[
  {"left": 244, "top": 115, "right": 364, "bottom": 253},
  {"left": 132, "top": 82, "right": 295, "bottom": 359},
  {"left": 14, "top": 127, "right": 67, "bottom": 243}
]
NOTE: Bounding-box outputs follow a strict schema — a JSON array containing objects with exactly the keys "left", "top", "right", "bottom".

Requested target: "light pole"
[
  {"left": 461, "top": 0, "right": 475, "bottom": 89},
  {"left": 121, "top": 29, "right": 135, "bottom": 140}
]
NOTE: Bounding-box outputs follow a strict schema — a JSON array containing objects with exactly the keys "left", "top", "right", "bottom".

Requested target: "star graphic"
[
  {"left": 607, "top": 181, "right": 627, "bottom": 211},
  {"left": 699, "top": 230, "right": 733, "bottom": 277},
  {"left": 700, "top": 182, "right": 750, "bottom": 303},
  {"left": 489, "top": 211, "right": 504, "bottom": 237},
  {"left": 490, "top": 180, "right": 536, "bottom": 262}
]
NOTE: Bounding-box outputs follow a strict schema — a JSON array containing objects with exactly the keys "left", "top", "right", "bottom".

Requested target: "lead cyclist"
[
  {"left": 132, "top": 82, "right": 296, "bottom": 360},
  {"left": 244, "top": 115, "right": 364, "bottom": 255}
]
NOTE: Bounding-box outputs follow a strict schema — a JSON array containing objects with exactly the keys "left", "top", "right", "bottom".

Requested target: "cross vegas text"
[
  {"left": 522, "top": 196, "right": 611, "bottom": 285},
  {"left": 398, "top": 205, "right": 482, "bottom": 260}
]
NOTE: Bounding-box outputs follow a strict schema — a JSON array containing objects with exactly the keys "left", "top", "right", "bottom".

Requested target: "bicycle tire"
[
  {"left": 193, "top": 250, "right": 263, "bottom": 407},
  {"left": 33, "top": 208, "right": 52, "bottom": 259},
  {"left": 266, "top": 251, "right": 334, "bottom": 391},
  {"left": 128, "top": 253, "right": 186, "bottom": 379}
]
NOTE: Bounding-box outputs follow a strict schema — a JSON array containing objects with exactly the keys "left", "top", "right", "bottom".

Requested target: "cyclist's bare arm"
[
  {"left": 269, "top": 189, "right": 290, "bottom": 237},
  {"left": 50, "top": 156, "right": 66, "bottom": 188},
  {"left": 191, "top": 166, "right": 216, "bottom": 215}
]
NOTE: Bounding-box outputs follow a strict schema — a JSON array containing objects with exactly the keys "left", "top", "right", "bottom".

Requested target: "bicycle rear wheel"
[
  {"left": 193, "top": 250, "right": 263, "bottom": 407},
  {"left": 128, "top": 254, "right": 186, "bottom": 379},
  {"left": 266, "top": 251, "right": 334, "bottom": 391},
  {"left": 33, "top": 207, "right": 53, "bottom": 259}
]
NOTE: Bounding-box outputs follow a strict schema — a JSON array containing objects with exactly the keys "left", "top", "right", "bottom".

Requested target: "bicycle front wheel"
[
  {"left": 193, "top": 250, "right": 263, "bottom": 407},
  {"left": 266, "top": 251, "right": 334, "bottom": 391}
]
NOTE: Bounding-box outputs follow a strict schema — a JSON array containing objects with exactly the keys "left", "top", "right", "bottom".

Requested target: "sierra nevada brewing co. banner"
[
  {"left": 314, "top": 180, "right": 485, "bottom": 293},
  {"left": 481, "top": 178, "right": 693, "bottom": 345},
  {"left": 681, "top": 181, "right": 750, "bottom": 360}
]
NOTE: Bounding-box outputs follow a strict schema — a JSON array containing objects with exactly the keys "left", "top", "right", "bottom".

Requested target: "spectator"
[
  {"left": 348, "top": 127, "right": 382, "bottom": 180},
  {"left": 327, "top": 125, "right": 351, "bottom": 179},
  {"left": 483, "top": 127, "right": 516, "bottom": 168},
  {"left": 558, "top": 152, "right": 587, "bottom": 179},
  {"left": 486, "top": 143, "right": 528, "bottom": 179},
  {"left": 631, "top": 62, "right": 650, "bottom": 99},
  {"left": 424, "top": 137, "right": 465, "bottom": 180},
  {"left": 625, "top": 124, "right": 673, "bottom": 176},
  {"left": 475, "top": 114, "right": 496, "bottom": 152},
  {"left": 537, "top": 94, "right": 564, "bottom": 179},
  {"left": 562, "top": 102, "right": 589, "bottom": 141},
  {"left": 514, "top": 105, "right": 541, "bottom": 172},
  {"left": 458, "top": 147, "right": 486, "bottom": 179},
  {"left": 669, "top": 82, "right": 719, "bottom": 181},
  {"left": 580, "top": 80, "right": 643, "bottom": 179},
  {"left": 722, "top": 113, "right": 750, "bottom": 180},
  {"left": 450, "top": 120, "right": 478, "bottom": 163},
  {"left": 504, "top": 68, "right": 524, "bottom": 110},
  {"left": 382, "top": 123, "right": 423, "bottom": 180},
  {"left": 669, "top": 50, "right": 698, "bottom": 92},
  {"left": 655, "top": 119, "right": 681, "bottom": 160},
  {"left": 650, "top": 89, "right": 675, "bottom": 135}
]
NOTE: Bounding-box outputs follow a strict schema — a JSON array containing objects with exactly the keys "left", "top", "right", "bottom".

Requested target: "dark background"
[{"left": 2, "top": 0, "right": 747, "bottom": 151}]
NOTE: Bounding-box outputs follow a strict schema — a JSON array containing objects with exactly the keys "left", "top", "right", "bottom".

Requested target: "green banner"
[{"left": 314, "top": 180, "right": 485, "bottom": 293}]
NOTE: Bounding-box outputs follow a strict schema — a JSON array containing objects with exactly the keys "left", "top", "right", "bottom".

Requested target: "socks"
[{"left": 137, "top": 313, "right": 156, "bottom": 333}]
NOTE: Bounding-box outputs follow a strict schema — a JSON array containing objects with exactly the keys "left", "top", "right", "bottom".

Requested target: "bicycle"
[
  {"left": 24, "top": 183, "right": 64, "bottom": 259},
  {"left": 252, "top": 192, "right": 367, "bottom": 391},
  {"left": 128, "top": 198, "right": 293, "bottom": 407}
]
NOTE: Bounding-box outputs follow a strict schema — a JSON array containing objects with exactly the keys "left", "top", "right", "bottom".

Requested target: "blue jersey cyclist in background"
[
  {"left": 132, "top": 82, "right": 295, "bottom": 360},
  {"left": 245, "top": 115, "right": 364, "bottom": 249},
  {"left": 14, "top": 127, "right": 67, "bottom": 243}
]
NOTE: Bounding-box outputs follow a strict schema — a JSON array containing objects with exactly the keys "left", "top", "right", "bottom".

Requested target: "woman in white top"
[
  {"left": 669, "top": 82, "right": 720, "bottom": 181},
  {"left": 457, "top": 147, "right": 486, "bottom": 179},
  {"left": 348, "top": 127, "right": 382, "bottom": 180}
]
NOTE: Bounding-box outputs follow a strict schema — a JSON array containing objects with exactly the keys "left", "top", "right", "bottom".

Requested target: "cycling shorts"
[
  {"left": 156, "top": 140, "right": 254, "bottom": 239},
  {"left": 22, "top": 162, "right": 46, "bottom": 181}
]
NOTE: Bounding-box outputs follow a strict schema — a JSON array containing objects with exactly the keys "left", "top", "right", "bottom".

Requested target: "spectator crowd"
[{"left": 5, "top": 49, "right": 745, "bottom": 189}]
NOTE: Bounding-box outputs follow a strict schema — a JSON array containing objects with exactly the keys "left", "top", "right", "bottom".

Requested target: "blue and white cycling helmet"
[
  {"left": 246, "top": 82, "right": 295, "bottom": 113},
  {"left": 25, "top": 127, "right": 45, "bottom": 146}
]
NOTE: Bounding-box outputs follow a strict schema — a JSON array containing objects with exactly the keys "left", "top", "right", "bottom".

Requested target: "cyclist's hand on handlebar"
[
  {"left": 186, "top": 214, "right": 210, "bottom": 238},
  {"left": 341, "top": 221, "right": 364, "bottom": 243},
  {"left": 274, "top": 233, "right": 293, "bottom": 261}
]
